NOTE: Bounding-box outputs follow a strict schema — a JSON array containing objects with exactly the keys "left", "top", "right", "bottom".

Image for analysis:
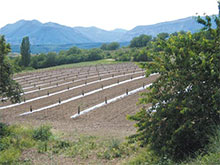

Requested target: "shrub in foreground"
[
  {"left": 129, "top": 13, "right": 220, "bottom": 162},
  {"left": 32, "top": 125, "right": 52, "bottom": 141}
]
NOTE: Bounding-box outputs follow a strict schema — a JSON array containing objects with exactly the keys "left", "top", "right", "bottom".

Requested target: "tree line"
[{"left": 11, "top": 32, "right": 173, "bottom": 71}]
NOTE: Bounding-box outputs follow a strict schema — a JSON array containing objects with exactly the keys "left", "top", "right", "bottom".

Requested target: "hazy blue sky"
[{"left": 0, "top": 0, "right": 218, "bottom": 30}]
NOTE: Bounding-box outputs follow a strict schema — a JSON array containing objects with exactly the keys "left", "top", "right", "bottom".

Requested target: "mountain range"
[{"left": 0, "top": 16, "right": 204, "bottom": 49}]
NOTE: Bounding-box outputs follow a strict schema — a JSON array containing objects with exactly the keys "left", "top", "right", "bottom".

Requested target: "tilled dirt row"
[
  {"left": 1, "top": 75, "right": 154, "bottom": 119},
  {"left": 15, "top": 63, "right": 138, "bottom": 86},
  {"left": 3, "top": 91, "right": 151, "bottom": 137},
  {"left": 1, "top": 63, "right": 157, "bottom": 137},
  {"left": 19, "top": 67, "right": 141, "bottom": 92},
  {"left": 22, "top": 68, "right": 141, "bottom": 93},
  {"left": 0, "top": 71, "right": 143, "bottom": 107},
  {"left": 24, "top": 71, "right": 143, "bottom": 100},
  {"left": 20, "top": 75, "right": 157, "bottom": 120}
]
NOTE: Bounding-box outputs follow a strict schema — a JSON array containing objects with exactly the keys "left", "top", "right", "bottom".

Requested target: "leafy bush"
[
  {"left": 128, "top": 147, "right": 174, "bottom": 165},
  {"left": 129, "top": 14, "right": 220, "bottom": 162},
  {"left": 0, "top": 124, "right": 36, "bottom": 164},
  {"left": 0, "top": 123, "right": 10, "bottom": 138},
  {"left": 32, "top": 125, "right": 52, "bottom": 141},
  {"left": 52, "top": 140, "right": 71, "bottom": 154},
  {"left": 0, "top": 147, "right": 21, "bottom": 164},
  {"left": 97, "top": 138, "right": 130, "bottom": 160}
]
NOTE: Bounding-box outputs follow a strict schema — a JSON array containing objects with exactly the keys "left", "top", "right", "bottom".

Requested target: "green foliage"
[
  {"left": 67, "top": 135, "right": 97, "bottom": 159},
  {"left": 0, "top": 35, "right": 22, "bottom": 103},
  {"left": 127, "top": 147, "right": 174, "bottom": 165},
  {"left": 0, "top": 147, "right": 21, "bottom": 164},
  {"left": 100, "top": 42, "right": 120, "bottom": 50},
  {"left": 0, "top": 123, "right": 10, "bottom": 139},
  {"left": 130, "top": 34, "right": 152, "bottom": 48},
  {"left": 133, "top": 48, "right": 150, "bottom": 62},
  {"left": 32, "top": 125, "right": 52, "bottom": 141},
  {"left": 156, "top": 33, "right": 169, "bottom": 40},
  {"left": 180, "top": 128, "right": 220, "bottom": 165},
  {"left": 27, "top": 47, "right": 104, "bottom": 69},
  {"left": 51, "top": 140, "right": 71, "bottom": 154},
  {"left": 37, "top": 142, "right": 48, "bottom": 153},
  {"left": 129, "top": 14, "right": 220, "bottom": 162},
  {"left": 0, "top": 124, "right": 36, "bottom": 164},
  {"left": 112, "top": 47, "right": 151, "bottom": 62},
  {"left": 20, "top": 36, "right": 31, "bottom": 67},
  {"left": 66, "top": 46, "right": 81, "bottom": 55},
  {"left": 97, "top": 139, "right": 130, "bottom": 160}
]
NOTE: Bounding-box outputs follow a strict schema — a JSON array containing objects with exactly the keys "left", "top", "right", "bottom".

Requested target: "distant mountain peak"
[
  {"left": 0, "top": 16, "right": 206, "bottom": 45},
  {"left": 119, "top": 16, "right": 203, "bottom": 41},
  {"left": 111, "top": 28, "right": 127, "bottom": 33}
]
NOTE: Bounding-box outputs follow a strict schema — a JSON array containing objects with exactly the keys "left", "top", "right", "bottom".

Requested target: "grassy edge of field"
[
  {"left": 1, "top": 123, "right": 220, "bottom": 165},
  {"left": 0, "top": 123, "right": 138, "bottom": 164}
]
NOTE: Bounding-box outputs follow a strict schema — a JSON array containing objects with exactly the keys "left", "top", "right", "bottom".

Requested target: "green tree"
[
  {"left": 0, "top": 35, "right": 22, "bottom": 103},
  {"left": 129, "top": 13, "right": 220, "bottom": 162},
  {"left": 157, "top": 32, "right": 169, "bottom": 40},
  {"left": 133, "top": 48, "right": 149, "bottom": 62},
  {"left": 130, "top": 34, "right": 152, "bottom": 48},
  {"left": 20, "top": 36, "right": 31, "bottom": 67},
  {"left": 100, "top": 43, "right": 108, "bottom": 50},
  {"left": 100, "top": 42, "right": 120, "bottom": 50},
  {"left": 87, "top": 48, "right": 103, "bottom": 61},
  {"left": 66, "top": 46, "right": 81, "bottom": 55},
  {"left": 108, "top": 42, "right": 120, "bottom": 50}
]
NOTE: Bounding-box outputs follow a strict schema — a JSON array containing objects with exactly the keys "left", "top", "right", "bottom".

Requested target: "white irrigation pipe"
[
  {"left": 23, "top": 70, "right": 143, "bottom": 95},
  {"left": 2, "top": 69, "right": 142, "bottom": 101},
  {"left": 20, "top": 70, "right": 100, "bottom": 89},
  {"left": 19, "top": 75, "right": 146, "bottom": 116},
  {"left": 14, "top": 75, "right": 31, "bottom": 80},
  {"left": 19, "top": 66, "right": 138, "bottom": 89},
  {"left": 14, "top": 63, "right": 133, "bottom": 81},
  {"left": 22, "top": 67, "right": 140, "bottom": 91},
  {"left": 70, "top": 83, "right": 153, "bottom": 119},
  {"left": 0, "top": 71, "right": 143, "bottom": 110}
]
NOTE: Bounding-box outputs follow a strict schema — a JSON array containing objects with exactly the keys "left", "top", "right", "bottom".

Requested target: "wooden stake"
[
  {"left": 78, "top": 106, "right": 80, "bottom": 114},
  {"left": 105, "top": 97, "right": 107, "bottom": 104},
  {"left": 82, "top": 90, "right": 84, "bottom": 96}
]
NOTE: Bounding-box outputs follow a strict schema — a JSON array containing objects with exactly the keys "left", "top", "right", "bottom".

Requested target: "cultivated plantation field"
[{"left": 0, "top": 63, "right": 158, "bottom": 137}]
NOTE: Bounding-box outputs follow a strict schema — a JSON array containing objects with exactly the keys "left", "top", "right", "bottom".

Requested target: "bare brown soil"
[
  {"left": 0, "top": 63, "right": 157, "bottom": 137},
  {"left": 0, "top": 63, "right": 158, "bottom": 164}
]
